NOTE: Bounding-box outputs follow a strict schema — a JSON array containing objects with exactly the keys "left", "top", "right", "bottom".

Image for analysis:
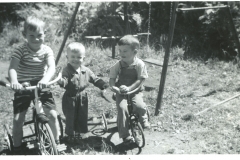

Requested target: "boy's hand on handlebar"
[
  {"left": 10, "top": 82, "right": 23, "bottom": 92},
  {"left": 37, "top": 80, "right": 48, "bottom": 90},
  {"left": 119, "top": 85, "right": 129, "bottom": 93}
]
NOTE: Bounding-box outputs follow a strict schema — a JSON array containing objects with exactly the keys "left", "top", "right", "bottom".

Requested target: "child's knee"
[
  {"left": 132, "top": 103, "right": 147, "bottom": 116},
  {"left": 47, "top": 110, "right": 58, "bottom": 121},
  {"left": 132, "top": 96, "right": 146, "bottom": 110},
  {"left": 133, "top": 101, "right": 146, "bottom": 110}
]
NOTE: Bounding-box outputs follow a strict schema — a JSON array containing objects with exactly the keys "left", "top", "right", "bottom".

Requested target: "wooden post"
[
  {"left": 112, "top": 38, "right": 116, "bottom": 58},
  {"left": 155, "top": 2, "right": 179, "bottom": 116},
  {"left": 55, "top": 2, "right": 81, "bottom": 65},
  {"left": 124, "top": 2, "right": 128, "bottom": 35},
  {"left": 225, "top": 6, "right": 240, "bottom": 57},
  {"left": 112, "top": 2, "right": 117, "bottom": 59}
]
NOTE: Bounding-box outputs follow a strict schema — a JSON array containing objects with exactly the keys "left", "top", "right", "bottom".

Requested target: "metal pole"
[
  {"left": 178, "top": 5, "right": 227, "bottom": 11},
  {"left": 155, "top": 2, "right": 179, "bottom": 116},
  {"left": 55, "top": 2, "right": 81, "bottom": 65}
]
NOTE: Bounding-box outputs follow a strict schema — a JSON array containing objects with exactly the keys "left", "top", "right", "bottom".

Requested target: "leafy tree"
[
  {"left": 1, "top": 2, "right": 240, "bottom": 61},
  {"left": 0, "top": 3, "right": 28, "bottom": 32},
  {"left": 174, "top": 2, "right": 239, "bottom": 60}
]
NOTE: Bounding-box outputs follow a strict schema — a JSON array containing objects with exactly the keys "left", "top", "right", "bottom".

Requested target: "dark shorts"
[{"left": 13, "top": 80, "right": 56, "bottom": 114}]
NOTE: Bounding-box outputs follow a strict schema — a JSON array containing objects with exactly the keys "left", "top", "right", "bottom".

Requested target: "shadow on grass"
[
  {"left": 61, "top": 126, "right": 142, "bottom": 155},
  {"left": 0, "top": 126, "right": 142, "bottom": 155},
  {"left": 0, "top": 143, "right": 39, "bottom": 155},
  {"left": 104, "top": 127, "right": 142, "bottom": 155}
]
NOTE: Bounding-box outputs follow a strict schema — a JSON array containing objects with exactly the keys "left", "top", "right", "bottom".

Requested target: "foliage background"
[{"left": 1, "top": 2, "right": 240, "bottom": 61}]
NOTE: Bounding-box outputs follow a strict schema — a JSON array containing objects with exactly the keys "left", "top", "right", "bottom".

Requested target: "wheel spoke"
[
  {"left": 36, "top": 123, "right": 57, "bottom": 155},
  {"left": 40, "top": 128, "right": 52, "bottom": 154},
  {"left": 130, "top": 120, "right": 145, "bottom": 148}
]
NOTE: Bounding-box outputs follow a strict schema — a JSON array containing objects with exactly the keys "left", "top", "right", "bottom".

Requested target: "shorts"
[{"left": 13, "top": 80, "right": 56, "bottom": 114}]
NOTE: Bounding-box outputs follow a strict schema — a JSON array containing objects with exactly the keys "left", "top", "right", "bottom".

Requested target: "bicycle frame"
[
  {"left": 0, "top": 68, "right": 65, "bottom": 155},
  {"left": 115, "top": 80, "right": 146, "bottom": 148}
]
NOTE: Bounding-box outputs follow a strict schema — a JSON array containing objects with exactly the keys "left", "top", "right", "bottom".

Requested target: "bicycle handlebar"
[
  {"left": 0, "top": 67, "right": 62, "bottom": 90},
  {"left": 118, "top": 79, "right": 145, "bottom": 96}
]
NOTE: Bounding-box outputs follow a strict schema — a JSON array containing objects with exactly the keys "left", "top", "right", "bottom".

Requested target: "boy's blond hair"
[
  {"left": 67, "top": 42, "right": 85, "bottom": 54},
  {"left": 23, "top": 16, "right": 45, "bottom": 35},
  {"left": 118, "top": 35, "right": 140, "bottom": 50}
]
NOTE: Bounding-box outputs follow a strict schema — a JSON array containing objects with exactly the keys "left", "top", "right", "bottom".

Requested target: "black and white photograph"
[{"left": 1, "top": 1, "right": 240, "bottom": 158}]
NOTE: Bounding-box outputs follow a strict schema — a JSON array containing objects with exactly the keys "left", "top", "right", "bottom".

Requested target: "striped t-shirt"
[{"left": 11, "top": 43, "right": 54, "bottom": 82}]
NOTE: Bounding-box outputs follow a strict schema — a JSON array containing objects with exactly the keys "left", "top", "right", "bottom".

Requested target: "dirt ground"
[
  {"left": 2, "top": 59, "right": 240, "bottom": 156},
  {"left": 0, "top": 60, "right": 184, "bottom": 155}
]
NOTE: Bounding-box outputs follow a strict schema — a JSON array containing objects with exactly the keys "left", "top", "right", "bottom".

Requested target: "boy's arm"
[
  {"left": 87, "top": 68, "right": 108, "bottom": 90},
  {"left": 94, "top": 79, "right": 109, "bottom": 90},
  {"left": 8, "top": 58, "right": 23, "bottom": 91},
  {"left": 38, "top": 56, "right": 55, "bottom": 89},
  {"left": 57, "top": 68, "right": 69, "bottom": 88},
  {"left": 128, "top": 78, "right": 145, "bottom": 91},
  {"left": 109, "top": 61, "right": 121, "bottom": 93},
  {"left": 8, "top": 58, "right": 19, "bottom": 83}
]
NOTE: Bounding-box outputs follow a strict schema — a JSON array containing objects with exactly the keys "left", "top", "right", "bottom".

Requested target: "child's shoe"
[
  {"left": 75, "top": 133, "right": 82, "bottom": 144},
  {"left": 66, "top": 135, "right": 75, "bottom": 144},
  {"left": 13, "top": 146, "right": 25, "bottom": 155}
]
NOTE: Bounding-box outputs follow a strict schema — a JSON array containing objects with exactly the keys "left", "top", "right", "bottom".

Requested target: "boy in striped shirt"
[{"left": 8, "top": 16, "right": 60, "bottom": 154}]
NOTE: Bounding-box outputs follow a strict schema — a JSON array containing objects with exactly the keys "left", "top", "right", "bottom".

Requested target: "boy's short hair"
[
  {"left": 117, "top": 35, "right": 140, "bottom": 50},
  {"left": 67, "top": 42, "right": 85, "bottom": 54},
  {"left": 23, "top": 16, "right": 45, "bottom": 33}
]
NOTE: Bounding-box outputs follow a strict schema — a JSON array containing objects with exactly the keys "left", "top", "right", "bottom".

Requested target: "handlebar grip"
[
  {"left": 0, "top": 80, "right": 8, "bottom": 87},
  {"left": 0, "top": 80, "right": 35, "bottom": 90}
]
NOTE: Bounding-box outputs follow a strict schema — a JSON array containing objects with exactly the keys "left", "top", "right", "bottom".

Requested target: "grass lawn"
[{"left": 1, "top": 45, "right": 240, "bottom": 154}]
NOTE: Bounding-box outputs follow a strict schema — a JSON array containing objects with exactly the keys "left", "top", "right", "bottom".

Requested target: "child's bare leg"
[
  {"left": 44, "top": 108, "right": 60, "bottom": 140},
  {"left": 48, "top": 110, "right": 60, "bottom": 140},
  {"left": 13, "top": 110, "right": 28, "bottom": 147}
]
